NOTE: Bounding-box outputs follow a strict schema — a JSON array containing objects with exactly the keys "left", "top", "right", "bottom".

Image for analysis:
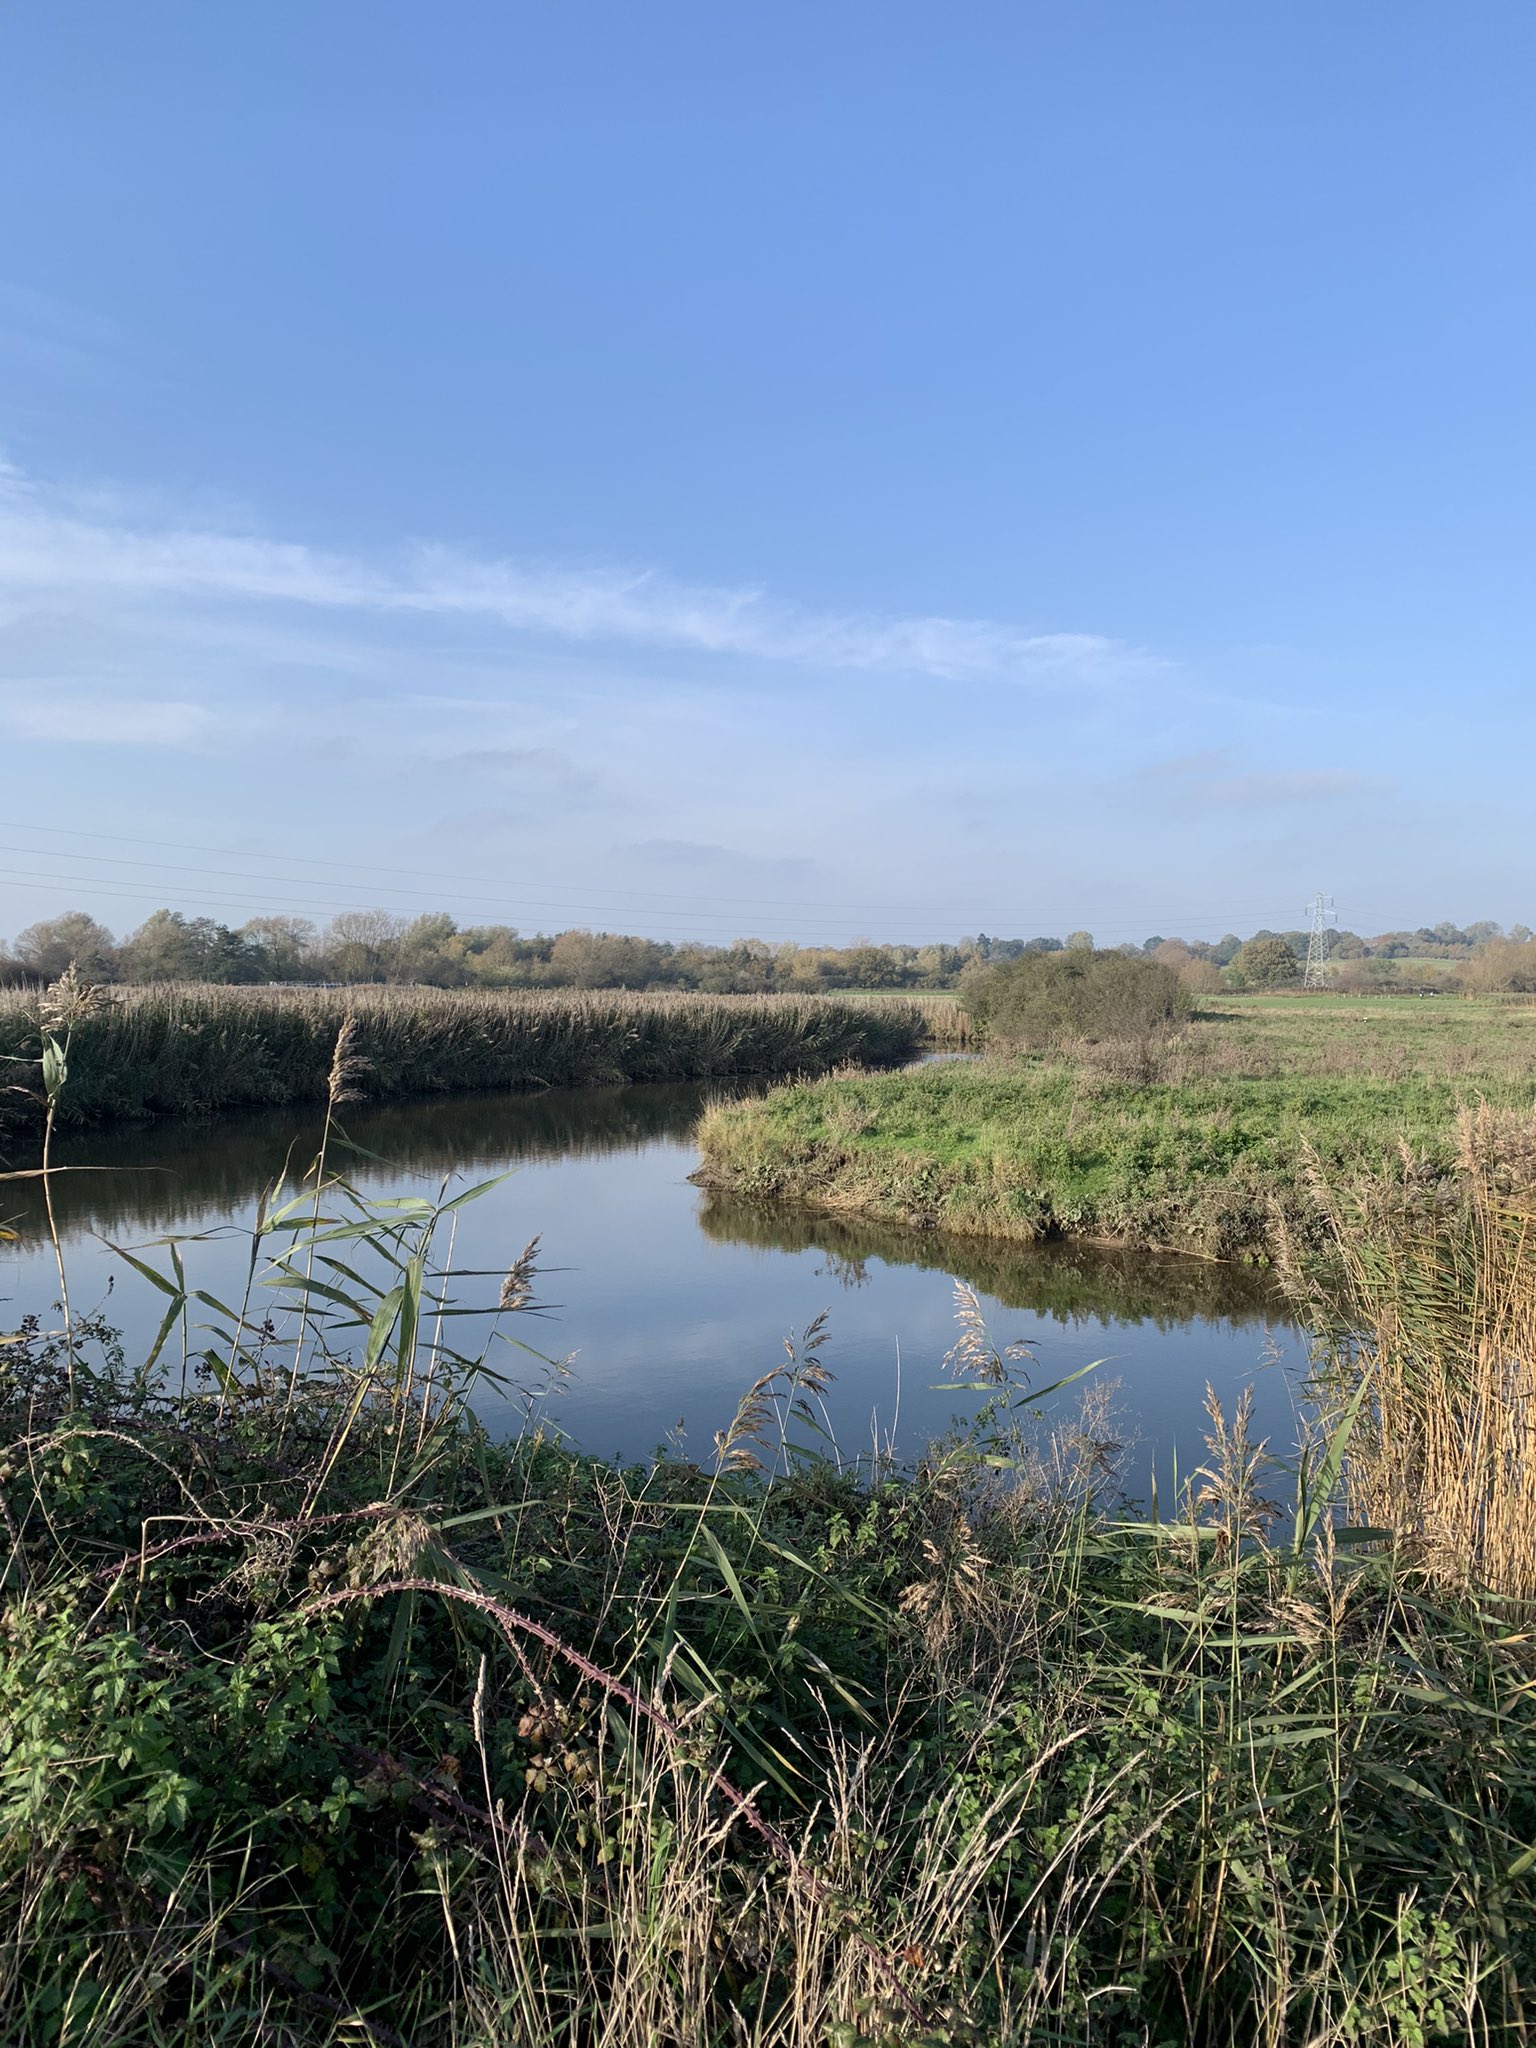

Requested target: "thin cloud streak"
[{"left": 0, "top": 461, "right": 1165, "bottom": 688}]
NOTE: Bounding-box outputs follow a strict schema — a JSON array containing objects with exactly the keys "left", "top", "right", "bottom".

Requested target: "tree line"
[{"left": 3, "top": 906, "right": 1536, "bottom": 993}]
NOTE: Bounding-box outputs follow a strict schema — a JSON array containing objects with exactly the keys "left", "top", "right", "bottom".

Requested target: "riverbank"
[
  {"left": 0, "top": 984, "right": 927, "bottom": 1133},
  {"left": 6, "top": 1158, "right": 1535, "bottom": 2045},
  {"left": 693, "top": 1000, "right": 1536, "bottom": 1260}
]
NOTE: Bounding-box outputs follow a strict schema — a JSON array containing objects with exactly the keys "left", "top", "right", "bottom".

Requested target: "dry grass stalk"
[{"left": 1321, "top": 1101, "right": 1536, "bottom": 1604}]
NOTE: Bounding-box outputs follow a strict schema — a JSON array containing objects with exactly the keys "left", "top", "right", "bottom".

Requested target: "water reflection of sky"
[{"left": 1, "top": 1083, "right": 1312, "bottom": 1497}]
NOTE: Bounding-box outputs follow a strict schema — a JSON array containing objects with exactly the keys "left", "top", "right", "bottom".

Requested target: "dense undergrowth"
[
  {"left": 0, "top": 985, "right": 927, "bottom": 1133},
  {"left": 695, "top": 1002, "right": 1536, "bottom": 1261},
  {"left": 8, "top": 991, "right": 1536, "bottom": 2043},
  {"left": 7, "top": 1240, "right": 1536, "bottom": 2046}
]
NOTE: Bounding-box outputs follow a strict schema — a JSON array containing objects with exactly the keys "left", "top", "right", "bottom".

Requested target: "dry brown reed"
[
  {"left": 1316, "top": 1101, "right": 1536, "bottom": 1605},
  {"left": 0, "top": 982, "right": 929, "bottom": 1130}
]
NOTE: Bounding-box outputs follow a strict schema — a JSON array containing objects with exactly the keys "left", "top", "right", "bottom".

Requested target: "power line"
[{"left": 0, "top": 817, "right": 1315, "bottom": 935}]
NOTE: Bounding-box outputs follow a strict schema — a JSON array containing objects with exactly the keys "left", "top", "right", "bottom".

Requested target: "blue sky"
[{"left": 0, "top": 2, "right": 1531, "bottom": 947}]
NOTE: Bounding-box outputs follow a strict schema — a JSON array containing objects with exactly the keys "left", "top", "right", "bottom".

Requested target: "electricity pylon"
[{"left": 1303, "top": 893, "right": 1336, "bottom": 989}]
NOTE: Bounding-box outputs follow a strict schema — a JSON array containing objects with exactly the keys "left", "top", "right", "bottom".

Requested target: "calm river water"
[{"left": 1, "top": 1079, "right": 1311, "bottom": 1497}]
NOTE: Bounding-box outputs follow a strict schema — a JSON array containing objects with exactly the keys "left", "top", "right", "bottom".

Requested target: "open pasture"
[{"left": 695, "top": 995, "right": 1536, "bottom": 1260}]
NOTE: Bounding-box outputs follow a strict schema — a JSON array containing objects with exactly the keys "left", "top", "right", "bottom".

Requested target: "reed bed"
[
  {"left": 844, "top": 989, "right": 973, "bottom": 1049},
  {"left": 0, "top": 984, "right": 927, "bottom": 1132},
  {"left": 1309, "top": 1102, "right": 1536, "bottom": 1607}
]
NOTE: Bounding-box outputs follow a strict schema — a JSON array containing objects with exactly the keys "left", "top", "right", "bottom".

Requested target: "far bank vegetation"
[
  {"left": 8, "top": 906, "right": 1536, "bottom": 995},
  {"left": 0, "top": 985, "right": 929, "bottom": 1133}
]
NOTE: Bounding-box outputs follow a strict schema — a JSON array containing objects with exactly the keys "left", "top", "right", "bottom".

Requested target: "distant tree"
[
  {"left": 394, "top": 913, "right": 472, "bottom": 986},
  {"left": 240, "top": 916, "right": 318, "bottom": 981},
  {"left": 547, "top": 930, "right": 670, "bottom": 988},
  {"left": 1513, "top": 925, "right": 1533, "bottom": 945},
  {"left": 965, "top": 948, "right": 1189, "bottom": 1048},
  {"left": 1210, "top": 933, "right": 1242, "bottom": 966},
  {"left": 1142, "top": 935, "right": 1166, "bottom": 954},
  {"left": 1461, "top": 939, "right": 1536, "bottom": 994},
  {"left": 1231, "top": 936, "right": 1299, "bottom": 989},
  {"left": 1465, "top": 921, "right": 1502, "bottom": 944},
  {"left": 1021, "top": 936, "right": 1063, "bottom": 953},
  {"left": 456, "top": 925, "right": 544, "bottom": 987},
  {"left": 13, "top": 912, "right": 119, "bottom": 983},
  {"left": 1333, "top": 956, "right": 1400, "bottom": 992},
  {"left": 120, "top": 910, "right": 263, "bottom": 983},
  {"left": 323, "top": 911, "right": 407, "bottom": 983},
  {"left": 912, "top": 942, "right": 964, "bottom": 985},
  {"left": 1179, "top": 959, "right": 1226, "bottom": 995},
  {"left": 1064, "top": 930, "right": 1094, "bottom": 952},
  {"left": 841, "top": 944, "right": 905, "bottom": 988}
]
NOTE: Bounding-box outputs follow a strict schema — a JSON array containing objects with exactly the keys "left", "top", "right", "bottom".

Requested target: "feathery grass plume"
[
  {"left": 498, "top": 1236, "right": 541, "bottom": 1312},
  {"left": 1188, "top": 1384, "right": 1280, "bottom": 1544},
  {"left": 714, "top": 1309, "right": 836, "bottom": 1475},
  {"left": 325, "top": 1013, "right": 368, "bottom": 1108},
  {"left": 36, "top": 962, "right": 112, "bottom": 1038},
  {"left": 942, "top": 1279, "right": 1033, "bottom": 1386}
]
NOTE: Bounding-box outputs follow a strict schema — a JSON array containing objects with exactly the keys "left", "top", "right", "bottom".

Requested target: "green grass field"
[{"left": 695, "top": 997, "right": 1536, "bottom": 1259}]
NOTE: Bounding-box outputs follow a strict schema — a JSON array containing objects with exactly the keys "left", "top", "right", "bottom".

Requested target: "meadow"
[
  {"left": 695, "top": 996, "right": 1536, "bottom": 1260},
  {"left": 0, "top": 984, "right": 928, "bottom": 1133}
]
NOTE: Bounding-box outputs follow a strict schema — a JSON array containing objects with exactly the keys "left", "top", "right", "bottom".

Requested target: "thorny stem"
[{"left": 305, "top": 1573, "right": 930, "bottom": 2029}]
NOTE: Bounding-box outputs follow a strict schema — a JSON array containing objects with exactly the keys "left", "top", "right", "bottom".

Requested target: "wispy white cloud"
[
  {"left": 0, "top": 688, "right": 215, "bottom": 747},
  {"left": 0, "top": 459, "right": 1165, "bottom": 689}
]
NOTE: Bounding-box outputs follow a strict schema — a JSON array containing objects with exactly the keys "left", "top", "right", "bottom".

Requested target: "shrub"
[
  {"left": 963, "top": 947, "right": 1190, "bottom": 1049},
  {"left": 1232, "top": 936, "right": 1299, "bottom": 989},
  {"left": 1462, "top": 937, "right": 1536, "bottom": 993}
]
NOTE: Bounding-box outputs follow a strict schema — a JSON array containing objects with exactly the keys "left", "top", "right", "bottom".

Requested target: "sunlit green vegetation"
[{"left": 696, "top": 996, "right": 1536, "bottom": 1260}]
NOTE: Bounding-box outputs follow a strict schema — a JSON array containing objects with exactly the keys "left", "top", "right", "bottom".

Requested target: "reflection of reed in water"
[
  {"left": 2, "top": 1080, "right": 765, "bottom": 1245},
  {"left": 697, "top": 1191, "right": 1295, "bottom": 1332}
]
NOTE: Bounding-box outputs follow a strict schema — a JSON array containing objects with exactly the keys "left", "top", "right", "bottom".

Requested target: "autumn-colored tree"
[{"left": 1231, "top": 936, "right": 1299, "bottom": 989}]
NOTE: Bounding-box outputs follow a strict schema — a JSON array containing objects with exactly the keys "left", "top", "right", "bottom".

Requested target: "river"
[{"left": 1, "top": 1078, "right": 1311, "bottom": 1497}]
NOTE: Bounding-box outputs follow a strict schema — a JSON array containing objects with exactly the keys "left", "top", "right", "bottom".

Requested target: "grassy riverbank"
[
  {"left": 694, "top": 998, "right": 1536, "bottom": 1260},
  {"left": 6, "top": 1136, "right": 1536, "bottom": 2047},
  {"left": 0, "top": 985, "right": 927, "bottom": 1134}
]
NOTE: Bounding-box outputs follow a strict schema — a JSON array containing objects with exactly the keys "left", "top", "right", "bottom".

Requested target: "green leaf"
[{"left": 364, "top": 1285, "right": 406, "bottom": 1372}]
